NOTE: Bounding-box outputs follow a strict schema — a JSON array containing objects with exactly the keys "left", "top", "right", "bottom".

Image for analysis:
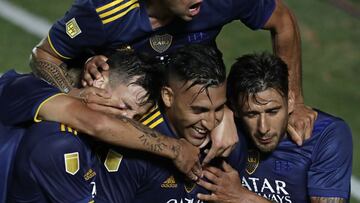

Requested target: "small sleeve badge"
[
  {"left": 66, "top": 18, "right": 82, "bottom": 39},
  {"left": 64, "top": 152, "right": 80, "bottom": 175}
]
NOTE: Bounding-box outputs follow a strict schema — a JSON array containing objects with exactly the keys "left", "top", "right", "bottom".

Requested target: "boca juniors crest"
[
  {"left": 246, "top": 149, "right": 260, "bottom": 175},
  {"left": 149, "top": 34, "right": 173, "bottom": 53}
]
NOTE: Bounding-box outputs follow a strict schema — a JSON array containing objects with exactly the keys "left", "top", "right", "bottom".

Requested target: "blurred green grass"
[{"left": 0, "top": 0, "right": 359, "bottom": 200}]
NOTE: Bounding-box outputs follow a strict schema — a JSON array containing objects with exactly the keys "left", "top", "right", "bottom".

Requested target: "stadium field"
[{"left": 0, "top": 0, "right": 359, "bottom": 201}]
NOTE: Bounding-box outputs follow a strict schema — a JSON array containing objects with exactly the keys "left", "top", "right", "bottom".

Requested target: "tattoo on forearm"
[
  {"left": 31, "top": 59, "right": 74, "bottom": 92},
  {"left": 311, "top": 197, "right": 346, "bottom": 203},
  {"left": 116, "top": 115, "right": 177, "bottom": 155}
]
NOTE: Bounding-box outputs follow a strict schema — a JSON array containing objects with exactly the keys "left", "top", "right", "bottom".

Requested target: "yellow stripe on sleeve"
[
  {"left": 96, "top": 0, "right": 124, "bottom": 12},
  {"left": 47, "top": 34, "right": 71, "bottom": 60},
  {"left": 61, "top": 124, "right": 66, "bottom": 132},
  {"left": 34, "top": 93, "right": 66, "bottom": 123},
  {"left": 149, "top": 118, "right": 164, "bottom": 129},
  {"left": 102, "top": 3, "right": 139, "bottom": 24},
  {"left": 99, "top": 0, "right": 137, "bottom": 18},
  {"left": 142, "top": 111, "right": 161, "bottom": 125}
]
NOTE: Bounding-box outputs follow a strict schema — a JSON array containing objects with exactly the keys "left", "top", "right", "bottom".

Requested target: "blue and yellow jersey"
[
  {"left": 48, "top": 0, "right": 275, "bottom": 59},
  {"left": 8, "top": 106, "right": 244, "bottom": 203},
  {"left": 0, "top": 70, "right": 63, "bottom": 126},
  {"left": 0, "top": 123, "right": 25, "bottom": 203},
  {"left": 239, "top": 110, "right": 352, "bottom": 202},
  {"left": 7, "top": 121, "right": 100, "bottom": 203}
]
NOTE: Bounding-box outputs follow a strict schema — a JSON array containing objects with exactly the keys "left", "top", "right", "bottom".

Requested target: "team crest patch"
[
  {"left": 64, "top": 152, "right": 80, "bottom": 175},
  {"left": 245, "top": 149, "right": 260, "bottom": 175},
  {"left": 149, "top": 34, "right": 173, "bottom": 53},
  {"left": 104, "top": 149, "right": 123, "bottom": 172},
  {"left": 184, "top": 182, "right": 196, "bottom": 193},
  {"left": 66, "top": 18, "right": 82, "bottom": 38}
]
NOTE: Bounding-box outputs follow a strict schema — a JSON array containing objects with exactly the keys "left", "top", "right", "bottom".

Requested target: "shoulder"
[
  {"left": 313, "top": 110, "right": 352, "bottom": 141},
  {"left": 24, "top": 122, "right": 86, "bottom": 162},
  {"left": 310, "top": 110, "right": 352, "bottom": 159}
]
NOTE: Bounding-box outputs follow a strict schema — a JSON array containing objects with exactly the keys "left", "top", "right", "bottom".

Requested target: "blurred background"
[{"left": 0, "top": 0, "right": 359, "bottom": 201}]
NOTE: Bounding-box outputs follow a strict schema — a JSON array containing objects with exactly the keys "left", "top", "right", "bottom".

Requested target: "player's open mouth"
[
  {"left": 192, "top": 126, "right": 208, "bottom": 138},
  {"left": 189, "top": 2, "right": 202, "bottom": 17}
]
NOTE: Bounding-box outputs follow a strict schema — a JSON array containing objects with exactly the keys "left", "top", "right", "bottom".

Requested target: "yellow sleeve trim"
[
  {"left": 47, "top": 34, "right": 71, "bottom": 60},
  {"left": 99, "top": 0, "right": 137, "bottom": 18},
  {"left": 34, "top": 93, "right": 66, "bottom": 123},
  {"left": 102, "top": 3, "right": 139, "bottom": 24},
  {"left": 142, "top": 111, "right": 161, "bottom": 125},
  {"left": 149, "top": 117, "right": 164, "bottom": 129},
  {"left": 96, "top": 0, "right": 124, "bottom": 13}
]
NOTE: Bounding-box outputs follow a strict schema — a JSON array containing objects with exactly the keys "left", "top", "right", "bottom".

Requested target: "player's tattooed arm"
[
  {"left": 114, "top": 115, "right": 202, "bottom": 180},
  {"left": 30, "top": 37, "right": 74, "bottom": 93},
  {"left": 310, "top": 197, "right": 346, "bottom": 203}
]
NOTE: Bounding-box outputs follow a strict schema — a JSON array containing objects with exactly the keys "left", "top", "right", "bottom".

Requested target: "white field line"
[
  {"left": 0, "top": 0, "right": 50, "bottom": 38},
  {"left": 352, "top": 176, "right": 360, "bottom": 200},
  {"left": 0, "top": 0, "right": 360, "bottom": 201}
]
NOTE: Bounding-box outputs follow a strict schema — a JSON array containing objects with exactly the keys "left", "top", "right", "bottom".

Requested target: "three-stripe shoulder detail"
[
  {"left": 95, "top": 0, "right": 139, "bottom": 24},
  {"left": 140, "top": 107, "right": 164, "bottom": 129}
]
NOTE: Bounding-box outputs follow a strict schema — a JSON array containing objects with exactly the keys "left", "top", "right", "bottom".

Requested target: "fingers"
[
  {"left": 202, "top": 169, "right": 220, "bottom": 184},
  {"left": 197, "top": 178, "right": 218, "bottom": 192},
  {"left": 202, "top": 147, "right": 218, "bottom": 165},
  {"left": 187, "top": 171, "right": 200, "bottom": 182},
  {"left": 287, "top": 124, "right": 302, "bottom": 146},
  {"left": 78, "top": 87, "right": 112, "bottom": 104},
  {"left": 221, "top": 145, "right": 233, "bottom": 157},
  {"left": 86, "top": 103, "right": 125, "bottom": 115},
  {"left": 192, "top": 161, "right": 203, "bottom": 179},
  {"left": 221, "top": 161, "right": 233, "bottom": 172},
  {"left": 82, "top": 55, "right": 109, "bottom": 87},
  {"left": 305, "top": 110, "right": 317, "bottom": 140},
  {"left": 197, "top": 193, "right": 216, "bottom": 201},
  {"left": 288, "top": 104, "right": 318, "bottom": 146}
]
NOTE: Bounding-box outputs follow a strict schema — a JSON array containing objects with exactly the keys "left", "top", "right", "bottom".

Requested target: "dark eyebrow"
[
  {"left": 265, "top": 105, "right": 282, "bottom": 112},
  {"left": 191, "top": 106, "right": 209, "bottom": 112}
]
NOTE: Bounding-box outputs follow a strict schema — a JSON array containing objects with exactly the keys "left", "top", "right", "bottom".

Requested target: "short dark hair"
[
  {"left": 107, "top": 50, "right": 161, "bottom": 106},
  {"left": 163, "top": 44, "right": 226, "bottom": 96},
  {"left": 226, "top": 52, "right": 288, "bottom": 112}
]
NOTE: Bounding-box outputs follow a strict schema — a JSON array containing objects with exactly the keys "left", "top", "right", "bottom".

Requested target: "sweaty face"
[
  {"left": 239, "top": 88, "right": 289, "bottom": 153},
  {"left": 164, "top": 0, "right": 203, "bottom": 21},
  {"left": 164, "top": 81, "right": 226, "bottom": 147}
]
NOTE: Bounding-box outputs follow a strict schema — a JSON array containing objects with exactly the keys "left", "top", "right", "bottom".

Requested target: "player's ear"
[
  {"left": 161, "top": 86, "right": 174, "bottom": 108},
  {"left": 92, "top": 71, "right": 109, "bottom": 89},
  {"left": 287, "top": 90, "right": 295, "bottom": 114}
]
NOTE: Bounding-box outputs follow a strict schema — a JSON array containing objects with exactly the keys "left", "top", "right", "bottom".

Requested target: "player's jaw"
[{"left": 252, "top": 132, "right": 281, "bottom": 153}]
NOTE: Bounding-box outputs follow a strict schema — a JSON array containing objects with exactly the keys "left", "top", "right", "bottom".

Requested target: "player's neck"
[{"left": 146, "top": 0, "right": 174, "bottom": 29}]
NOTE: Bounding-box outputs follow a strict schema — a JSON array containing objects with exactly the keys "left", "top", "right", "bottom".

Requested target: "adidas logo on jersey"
[{"left": 161, "top": 176, "right": 178, "bottom": 188}]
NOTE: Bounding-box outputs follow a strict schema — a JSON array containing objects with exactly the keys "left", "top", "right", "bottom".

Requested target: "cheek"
[{"left": 243, "top": 119, "right": 258, "bottom": 134}]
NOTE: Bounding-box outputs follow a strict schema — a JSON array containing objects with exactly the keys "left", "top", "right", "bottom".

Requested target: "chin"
[{"left": 256, "top": 143, "right": 277, "bottom": 153}]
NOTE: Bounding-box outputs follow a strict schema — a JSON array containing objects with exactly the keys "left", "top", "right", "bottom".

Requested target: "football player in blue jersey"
[
  {"left": 8, "top": 44, "right": 240, "bottom": 203},
  {"left": 28, "top": 0, "right": 317, "bottom": 159},
  {"left": 197, "top": 52, "right": 352, "bottom": 203},
  {"left": 0, "top": 51, "right": 203, "bottom": 178}
]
